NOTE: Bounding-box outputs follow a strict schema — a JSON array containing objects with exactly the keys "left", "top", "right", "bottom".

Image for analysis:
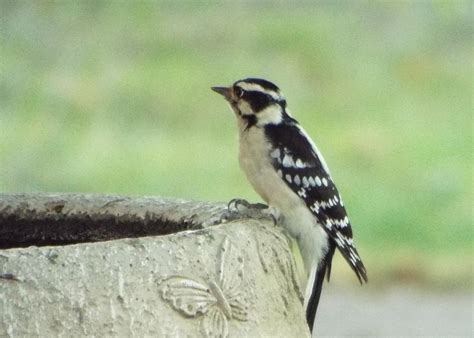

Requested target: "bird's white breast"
[{"left": 238, "top": 127, "right": 328, "bottom": 272}]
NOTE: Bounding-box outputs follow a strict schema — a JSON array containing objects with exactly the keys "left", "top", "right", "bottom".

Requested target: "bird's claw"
[
  {"left": 228, "top": 198, "right": 268, "bottom": 212},
  {"left": 221, "top": 198, "right": 278, "bottom": 225}
]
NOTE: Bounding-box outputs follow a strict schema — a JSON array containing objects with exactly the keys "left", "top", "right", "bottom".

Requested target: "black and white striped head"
[{"left": 212, "top": 78, "right": 288, "bottom": 129}]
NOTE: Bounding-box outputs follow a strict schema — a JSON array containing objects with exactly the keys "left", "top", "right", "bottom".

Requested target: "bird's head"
[{"left": 212, "top": 78, "right": 288, "bottom": 129}]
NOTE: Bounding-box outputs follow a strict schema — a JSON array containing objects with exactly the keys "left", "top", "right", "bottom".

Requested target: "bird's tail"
[{"left": 304, "top": 246, "right": 335, "bottom": 334}]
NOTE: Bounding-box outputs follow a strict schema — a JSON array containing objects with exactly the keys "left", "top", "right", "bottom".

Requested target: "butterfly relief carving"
[{"left": 159, "top": 237, "right": 249, "bottom": 338}]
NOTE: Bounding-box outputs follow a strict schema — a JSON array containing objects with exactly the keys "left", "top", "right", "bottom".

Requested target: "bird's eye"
[{"left": 234, "top": 87, "right": 245, "bottom": 98}]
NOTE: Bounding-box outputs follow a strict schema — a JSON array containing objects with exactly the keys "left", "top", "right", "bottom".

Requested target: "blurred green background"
[{"left": 0, "top": 2, "right": 471, "bottom": 288}]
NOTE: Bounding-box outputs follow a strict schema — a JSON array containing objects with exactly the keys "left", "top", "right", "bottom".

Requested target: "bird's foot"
[
  {"left": 228, "top": 198, "right": 269, "bottom": 211},
  {"left": 220, "top": 198, "right": 280, "bottom": 225}
]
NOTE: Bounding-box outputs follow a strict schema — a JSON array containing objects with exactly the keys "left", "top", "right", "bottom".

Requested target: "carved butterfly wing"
[
  {"left": 160, "top": 276, "right": 217, "bottom": 317},
  {"left": 201, "top": 306, "right": 229, "bottom": 338},
  {"left": 218, "top": 237, "right": 250, "bottom": 321}
]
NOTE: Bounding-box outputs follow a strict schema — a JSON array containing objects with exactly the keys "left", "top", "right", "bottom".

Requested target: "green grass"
[{"left": 1, "top": 2, "right": 472, "bottom": 286}]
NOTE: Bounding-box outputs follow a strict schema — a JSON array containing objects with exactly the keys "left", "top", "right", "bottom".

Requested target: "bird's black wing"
[{"left": 264, "top": 120, "right": 368, "bottom": 283}]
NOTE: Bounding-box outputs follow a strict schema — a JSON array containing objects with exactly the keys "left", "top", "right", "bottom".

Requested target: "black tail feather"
[
  {"left": 306, "top": 245, "right": 335, "bottom": 332},
  {"left": 305, "top": 264, "right": 326, "bottom": 332}
]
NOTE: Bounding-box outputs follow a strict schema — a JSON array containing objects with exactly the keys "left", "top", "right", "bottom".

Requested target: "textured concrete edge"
[
  {"left": 0, "top": 193, "right": 235, "bottom": 248},
  {"left": 0, "top": 192, "right": 229, "bottom": 226}
]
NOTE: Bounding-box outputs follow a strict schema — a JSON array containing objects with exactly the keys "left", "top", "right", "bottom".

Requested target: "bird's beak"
[{"left": 211, "top": 86, "right": 232, "bottom": 100}]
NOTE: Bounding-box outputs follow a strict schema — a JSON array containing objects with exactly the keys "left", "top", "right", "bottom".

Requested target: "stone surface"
[
  {"left": 0, "top": 193, "right": 309, "bottom": 337},
  {"left": 0, "top": 193, "right": 229, "bottom": 249}
]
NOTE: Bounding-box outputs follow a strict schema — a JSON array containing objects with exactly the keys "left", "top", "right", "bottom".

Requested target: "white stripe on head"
[
  {"left": 236, "top": 100, "right": 253, "bottom": 116},
  {"left": 256, "top": 104, "right": 283, "bottom": 126},
  {"left": 236, "top": 82, "right": 282, "bottom": 101}
]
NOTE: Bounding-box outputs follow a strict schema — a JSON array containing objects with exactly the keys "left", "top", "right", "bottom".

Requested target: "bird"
[{"left": 211, "top": 78, "right": 367, "bottom": 334}]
